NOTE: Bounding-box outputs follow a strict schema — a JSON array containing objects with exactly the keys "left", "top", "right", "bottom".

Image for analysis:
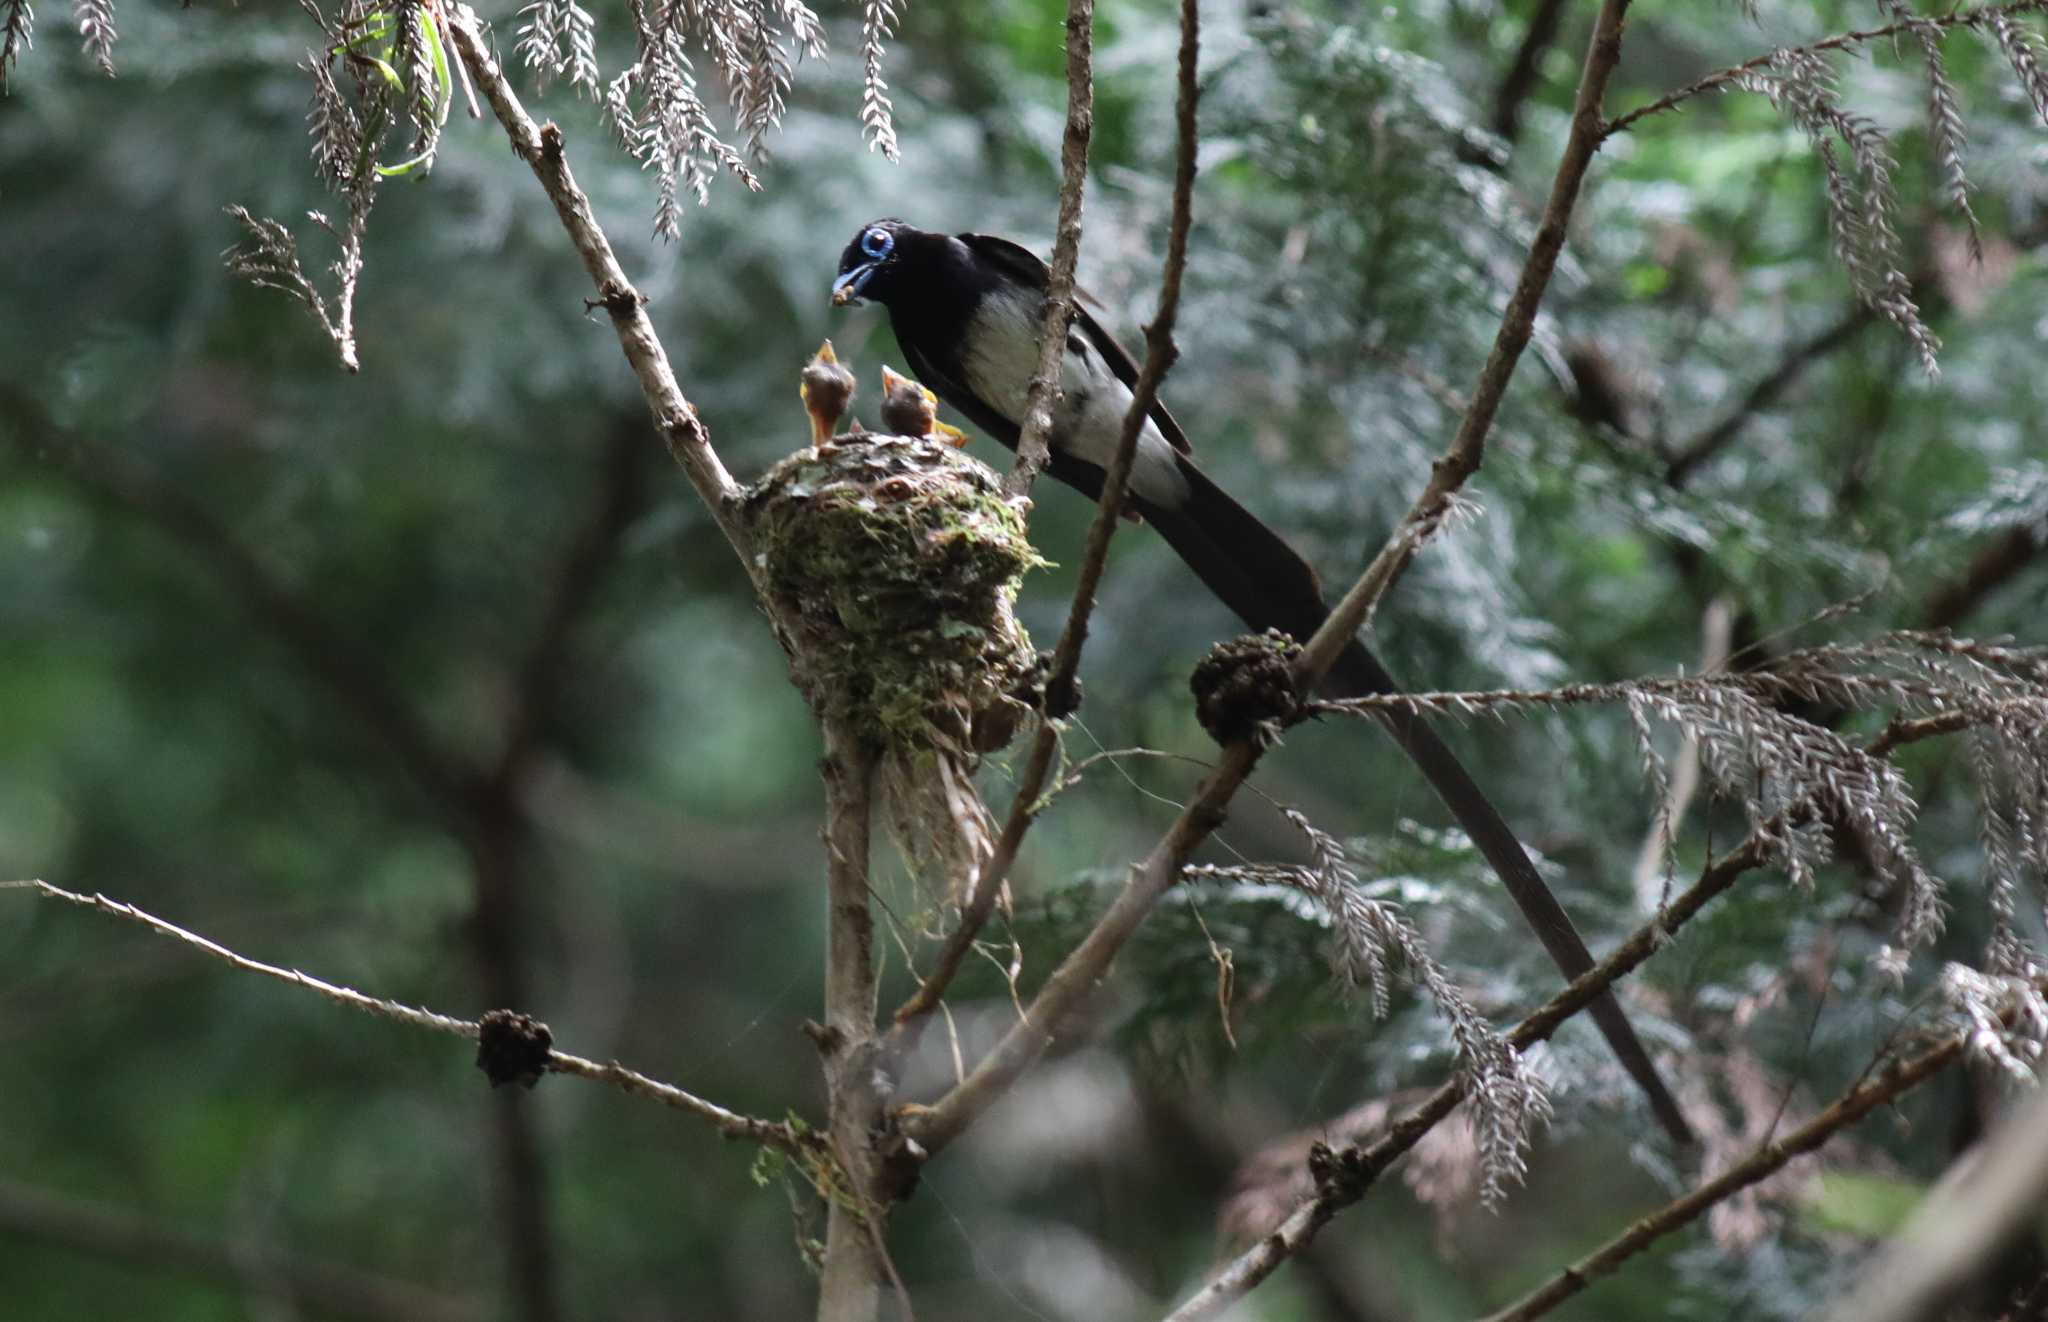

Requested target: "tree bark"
[{"left": 816, "top": 720, "right": 887, "bottom": 1322}]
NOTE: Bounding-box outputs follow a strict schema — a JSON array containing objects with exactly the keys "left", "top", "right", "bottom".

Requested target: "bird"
[
  {"left": 879, "top": 364, "right": 968, "bottom": 445},
  {"left": 800, "top": 339, "right": 857, "bottom": 443},
  {"left": 832, "top": 218, "right": 1694, "bottom": 1145}
]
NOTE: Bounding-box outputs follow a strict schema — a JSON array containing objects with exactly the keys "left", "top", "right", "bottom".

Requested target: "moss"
[{"left": 744, "top": 432, "right": 1043, "bottom": 755}]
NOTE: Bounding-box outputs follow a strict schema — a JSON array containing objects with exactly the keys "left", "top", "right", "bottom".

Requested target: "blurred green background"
[{"left": 3, "top": 0, "right": 2046, "bottom": 1317}]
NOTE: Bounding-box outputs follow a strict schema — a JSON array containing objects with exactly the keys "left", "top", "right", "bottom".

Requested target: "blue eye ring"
[{"left": 861, "top": 227, "right": 894, "bottom": 259}]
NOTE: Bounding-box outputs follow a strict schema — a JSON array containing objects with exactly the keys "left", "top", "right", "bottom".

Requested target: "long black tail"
[{"left": 1137, "top": 456, "right": 1694, "bottom": 1146}]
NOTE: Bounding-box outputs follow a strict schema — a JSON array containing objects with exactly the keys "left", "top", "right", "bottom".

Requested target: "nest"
[{"left": 745, "top": 432, "right": 1043, "bottom": 901}]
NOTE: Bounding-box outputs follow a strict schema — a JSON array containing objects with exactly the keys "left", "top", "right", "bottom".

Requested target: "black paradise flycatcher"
[{"left": 832, "top": 218, "right": 1693, "bottom": 1146}]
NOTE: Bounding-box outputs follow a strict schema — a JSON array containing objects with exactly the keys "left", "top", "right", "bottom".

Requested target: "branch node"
[
  {"left": 1305, "top": 1140, "right": 1352, "bottom": 1201},
  {"left": 476, "top": 1008, "right": 553, "bottom": 1090},
  {"left": 1037, "top": 648, "right": 1084, "bottom": 719},
  {"left": 596, "top": 279, "right": 644, "bottom": 318},
  {"left": 1190, "top": 629, "right": 1306, "bottom": 748}
]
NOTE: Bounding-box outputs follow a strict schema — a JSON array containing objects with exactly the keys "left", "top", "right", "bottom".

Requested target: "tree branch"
[
  {"left": 1819, "top": 1068, "right": 2048, "bottom": 1322},
  {"left": 813, "top": 721, "right": 894, "bottom": 1322},
  {"left": 1159, "top": 829, "right": 1773, "bottom": 1322},
  {"left": 1003, "top": 0, "right": 1095, "bottom": 498},
  {"left": 442, "top": 5, "right": 753, "bottom": 573},
  {"left": 897, "top": 740, "right": 1262, "bottom": 1155},
  {"left": 3, "top": 880, "right": 808, "bottom": 1156},
  {"left": 1298, "top": 0, "right": 1634, "bottom": 682},
  {"left": 889, "top": 0, "right": 1201, "bottom": 1031},
  {"left": 1483, "top": 1020, "right": 2009, "bottom": 1322}
]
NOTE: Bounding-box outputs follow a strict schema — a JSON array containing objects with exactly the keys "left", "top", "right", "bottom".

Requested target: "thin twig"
[
  {"left": 1816, "top": 1073, "right": 2048, "bottom": 1322},
  {"left": 1004, "top": 0, "right": 1095, "bottom": 497},
  {"left": 888, "top": 0, "right": 1201, "bottom": 1031},
  {"left": 3, "top": 880, "right": 806, "bottom": 1155},
  {"left": 1294, "top": 0, "right": 1635, "bottom": 686},
  {"left": 896, "top": 739, "right": 1263, "bottom": 1155},
  {"left": 1480, "top": 1022, "right": 1992, "bottom": 1322},
  {"left": 1039, "top": 0, "right": 1200, "bottom": 718},
  {"left": 1602, "top": 0, "right": 2048, "bottom": 139},
  {"left": 1661, "top": 218, "right": 2048, "bottom": 491}
]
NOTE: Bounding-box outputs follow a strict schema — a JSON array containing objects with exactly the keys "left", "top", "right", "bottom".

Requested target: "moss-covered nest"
[{"left": 744, "top": 432, "right": 1043, "bottom": 755}]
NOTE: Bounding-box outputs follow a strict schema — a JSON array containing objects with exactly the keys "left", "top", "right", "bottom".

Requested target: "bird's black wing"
[{"left": 958, "top": 232, "right": 1193, "bottom": 456}]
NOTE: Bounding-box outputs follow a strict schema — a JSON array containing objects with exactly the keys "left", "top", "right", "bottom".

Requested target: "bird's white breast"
[{"left": 962, "top": 287, "right": 1190, "bottom": 508}]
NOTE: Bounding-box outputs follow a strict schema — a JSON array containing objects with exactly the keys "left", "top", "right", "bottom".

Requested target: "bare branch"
[
  {"left": 814, "top": 722, "right": 897, "bottom": 1322},
  {"left": 896, "top": 739, "right": 1263, "bottom": 1155},
  {"left": 1296, "top": 0, "right": 1635, "bottom": 684},
  {"left": 1479, "top": 1019, "right": 2000, "bottom": 1322},
  {"left": 1664, "top": 307, "right": 1871, "bottom": 486},
  {"left": 442, "top": 5, "right": 755, "bottom": 573},
  {"left": 1160, "top": 826, "right": 1778, "bottom": 1322},
  {"left": 1191, "top": 809, "right": 1553, "bottom": 1204},
  {"left": 1817, "top": 1024, "right": 2048, "bottom": 1322},
  {"left": 1039, "top": 0, "right": 1199, "bottom": 717},
  {"left": 1925, "top": 523, "right": 2045, "bottom": 628},
  {"left": 1002, "top": 0, "right": 1094, "bottom": 497},
  {"left": 4, "top": 880, "right": 807, "bottom": 1155}
]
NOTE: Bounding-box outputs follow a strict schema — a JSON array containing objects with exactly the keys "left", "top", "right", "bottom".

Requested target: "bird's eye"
[{"left": 861, "top": 226, "right": 894, "bottom": 259}]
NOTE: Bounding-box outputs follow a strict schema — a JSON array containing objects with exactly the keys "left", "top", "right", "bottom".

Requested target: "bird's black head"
[{"left": 831, "top": 218, "right": 916, "bottom": 308}]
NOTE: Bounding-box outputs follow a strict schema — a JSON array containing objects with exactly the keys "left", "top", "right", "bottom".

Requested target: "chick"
[
  {"left": 799, "top": 339, "right": 857, "bottom": 444},
  {"left": 879, "top": 364, "right": 968, "bottom": 446}
]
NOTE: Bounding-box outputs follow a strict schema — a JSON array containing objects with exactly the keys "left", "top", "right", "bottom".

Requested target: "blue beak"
[{"left": 832, "top": 262, "right": 876, "bottom": 306}]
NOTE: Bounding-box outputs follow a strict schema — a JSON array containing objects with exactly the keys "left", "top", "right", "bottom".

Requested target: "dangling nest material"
[{"left": 745, "top": 432, "right": 1043, "bottom": 903}]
